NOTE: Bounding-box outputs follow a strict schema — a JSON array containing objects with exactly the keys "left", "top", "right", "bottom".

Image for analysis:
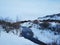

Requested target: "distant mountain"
[{"left": 38, "top": 13, "right": 60, "bottom": 20}]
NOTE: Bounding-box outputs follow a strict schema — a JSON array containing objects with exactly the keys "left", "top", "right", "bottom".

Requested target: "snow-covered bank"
[{"left": 0, "top": 31, "right": 37, "bottom": 45}]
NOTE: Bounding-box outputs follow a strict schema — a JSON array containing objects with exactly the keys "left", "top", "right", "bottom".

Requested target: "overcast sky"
[{"left": 0, "top": 0, "right": 60, "bottom": 21}]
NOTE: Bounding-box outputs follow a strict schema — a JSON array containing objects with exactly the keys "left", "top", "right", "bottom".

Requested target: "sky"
[{"left": 0, "top": 0, "right": 60, "bottom": 21}]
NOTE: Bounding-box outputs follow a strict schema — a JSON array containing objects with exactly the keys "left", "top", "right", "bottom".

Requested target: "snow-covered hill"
[
  {"left": 38, "top": 13, "right": 60, "bottom": 20},
  {"left": 21, "top": 23, "right": 60, "bottom": 45},
  {"left": 0, "top": 13, "right": 60, "bottom": 45},
  {"left": 21, "top": 13, "right": 60, "bottom": 45}
]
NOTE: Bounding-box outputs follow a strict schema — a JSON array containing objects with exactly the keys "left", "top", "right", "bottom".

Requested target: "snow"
[
  {"left": 31, "top": 28, "right": 53, "bottom": 43},
  {"left": 21, "top": 22, "right": 32, "bottom": 27},
  {"left": 0, "top": 31, "right": 38, "bottom": 45},
  {"left": 20, "top": 21, "right": 60, "bottom": 44},
  {"left": 0, "top": 25, "right": 60, "bottom": 45},
  {"left": 38, "top": 14, "right": 60, "bottom": 20},
  {"left": 31, "top": 27, "right": 60, "bottom": 44},
  {"left": 0, "top": 13, "right": 60, "bottom": 45}
]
